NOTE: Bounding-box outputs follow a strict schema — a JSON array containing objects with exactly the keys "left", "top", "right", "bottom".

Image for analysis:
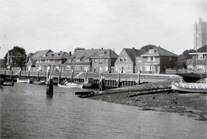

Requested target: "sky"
[{"left": 0, "top": 0, "right": 206, "bottom": 58}]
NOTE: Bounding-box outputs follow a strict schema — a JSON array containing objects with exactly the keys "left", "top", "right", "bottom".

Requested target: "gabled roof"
[
  {"left": 141, "top": 47, "right": 177, "bottom": 57},
  {"left": 197, "top": 45, "right": 207, "bottom": 52},
  {"left": 36, "top": 51, "right": 69, "bottom": 60},
  {"left": 64, "top": 49, "right": 118, "bottom": 65},
  {"left": 124, "top": 48, "right": 145, "bottom": 63},
  {"left": 30, "top": 49, "right": 52, "bottom": 59}
]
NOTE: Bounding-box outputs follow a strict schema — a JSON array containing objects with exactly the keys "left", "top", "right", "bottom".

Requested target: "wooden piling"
[
  {"left": 46, "top": 76, "right": 53, "bottom": 96},
  {"left": 58, "top": 71, "right": 61, "bottom": 83},
  {"left": 136, "top": 71, "right": 140, "bottom": 84},
  {"left": 117, "top": 72, "right": 120, "bottom": 88}
]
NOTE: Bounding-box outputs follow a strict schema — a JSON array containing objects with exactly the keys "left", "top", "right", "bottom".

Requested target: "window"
[
  {"left": 95, "top": 59, "right": 99, "bottom": 62},
  {"left": 66, "top": 66, "right": 71, "bottom": 70},
  {"left": 148, "top": 56, "right": 155, "bottom": 62},
  {"left": 124, "top": 57, "right": 127, "bottom": 62},
  {"left": 145, "top": 64, "right": 152, "bottom": 71},
  {"left": 197, "top": 54, "right": 204, "bottom": 60},
  {"left": 85, "top": 59, "right": 89, "bottom": 62},
  {"left": 76, "top": 59, "right": 80, "bottom": 62},
  {"left": 120, "top": 58, "right": 123, "bottom": 62}
]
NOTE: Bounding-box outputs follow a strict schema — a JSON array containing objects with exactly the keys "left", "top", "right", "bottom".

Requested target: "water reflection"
[{"left": 1, "top": 83, "right": 206, "bottom": 139}]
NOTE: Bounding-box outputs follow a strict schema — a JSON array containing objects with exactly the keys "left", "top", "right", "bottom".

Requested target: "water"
[{"left": 1, "top": 83, "right": 206, "bottom": 139}]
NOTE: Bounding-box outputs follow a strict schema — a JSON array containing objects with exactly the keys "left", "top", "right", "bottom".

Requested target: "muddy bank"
[{"left": 89, "top": 83, "right": 207, "bottom": 122}]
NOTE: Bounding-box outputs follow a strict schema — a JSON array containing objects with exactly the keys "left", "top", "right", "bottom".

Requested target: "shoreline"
[{"left": 89, "top": 90, "right": 207, "bottom": 122}]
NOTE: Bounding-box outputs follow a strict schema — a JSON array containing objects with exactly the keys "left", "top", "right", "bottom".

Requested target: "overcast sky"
[{"left": 0, "top": 0, "right": 206, "bottom": 58}]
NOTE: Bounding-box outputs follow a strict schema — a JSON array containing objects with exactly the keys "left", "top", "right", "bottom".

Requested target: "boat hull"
[
  {"left": 171, "top": 83, "right": 207, "bottom": 93},
  {"left": 17, "top": 78, "right": 31, "bottom": 83},
  {"left": 58, "top": 83, "right": 83, "bottom": 89}
]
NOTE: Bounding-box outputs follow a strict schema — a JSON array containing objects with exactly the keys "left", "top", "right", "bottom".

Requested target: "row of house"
[
  {"left": 25, "top": 46, "right": 180, "bottom": 74},
  {"left": 5, "top": 45, "right": 206, "bottom": 73}
]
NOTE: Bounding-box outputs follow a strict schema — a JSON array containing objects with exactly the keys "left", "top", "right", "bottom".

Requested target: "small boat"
[
  {"left": 2, "top": 81, "right": 14, "bottom": 86},
  {"left": 171, "top": 82, "right": 207, "bottom": 93},
  {"left": 33, "top": 80, "right": 46, "bottom": 85},
  {"left": 17, "top": 78, "right": 31, "bottom": 83},
  {"left": 58, "top": 82, "right": 83, "bottom": 89},
  {"left": 82, "top": 78, "right": 99, "bottom": 89},
  {"left": 83, "top": 82, "right": 99, "bottom": 89},
  {"left": 75, "top": 91, "right": 95, "bottom": 98}
]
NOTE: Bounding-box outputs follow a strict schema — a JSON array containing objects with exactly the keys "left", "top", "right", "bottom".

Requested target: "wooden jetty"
[{"left": 0, "top": 69, "right": 182, "bottom": 88}]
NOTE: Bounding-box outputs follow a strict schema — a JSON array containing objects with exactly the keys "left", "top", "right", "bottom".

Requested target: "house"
[
  {"left": 187, "top": 45, "right": 207, "bottom": 73},
  {"left": 5, "top": 51, "right": 27, "bottom": 70},
  {"left": 114, "top": 48, "right": 145, "bottom": 73},
  {"left": 34, "top": 51, "right": 69, "bottom": 72},
  {"left": 0, "top": 59, "right": 6, "bottom": 69},
  {"left": 91, "top": 49, "right": 118, "bottom": 73},
  {"left": 64, "top": 49, "right": 118, "bottom": 73},
  {"left": 26, "top": 49, "right": 52, "bottom": 71},
  {"left": 136, "top": 47, "right": 177, "bottom": 73}
]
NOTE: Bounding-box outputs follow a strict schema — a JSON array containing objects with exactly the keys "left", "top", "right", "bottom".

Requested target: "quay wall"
[{"left": 0, "top": 70, "right": 182, "bottom": 87}]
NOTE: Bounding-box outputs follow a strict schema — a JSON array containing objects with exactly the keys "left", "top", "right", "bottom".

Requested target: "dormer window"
[
  {"left": 76, "top": 59, "right": 80, "bottom": 62},
  {"left": 149, "top": 49, "right": 155, "bottom": 54}
]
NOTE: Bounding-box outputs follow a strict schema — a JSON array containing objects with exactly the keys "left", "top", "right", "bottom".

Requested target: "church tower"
[{"left": 194, "top": 18, "right": 207, "bottom": 49}]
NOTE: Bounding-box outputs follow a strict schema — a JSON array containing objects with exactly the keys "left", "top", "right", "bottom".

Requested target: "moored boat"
[
  {"left": 58, "top": 82, "right": 83, "bottom": 89},
  {"left": 32, "top": 80, "right": 46, "bottom": 85},
  {"left": 75, "top": 91, "right": 95, "bottom": 97},
  {"left": 16, "top": 78, "right": 31, "bottom": 83},
  {"left": 171, "top": 82, "right": 207, "bottom": 93}
]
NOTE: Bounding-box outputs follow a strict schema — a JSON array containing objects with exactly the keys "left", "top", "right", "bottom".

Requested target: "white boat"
[
  {"left": 58, "top": 82, "right": 83, "bottom": 89},
  {"left": 171, "top": 82, "right": 207, "bottom": 93},
  {"left": 16, "top": 78, "right": 31, "bottom": 83}
]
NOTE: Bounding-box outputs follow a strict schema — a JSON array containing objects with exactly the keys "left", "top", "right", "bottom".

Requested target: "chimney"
[{"left": 69, "top": 51, "right": 72, "bottom": 57}]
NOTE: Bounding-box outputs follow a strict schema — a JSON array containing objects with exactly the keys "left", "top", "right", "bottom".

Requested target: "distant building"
[
  {"left": 0, "top": 59, "right": 5, "bottom": 69},
  {"left": 35, "top": 51, "right": 69, "bottom": 72},
  {"left": 5, "top": 51, "right": 27, "bottom": 70},
  {"left": 136, "top": 47, "right": 177, "bottom": 73},
  {"left": 64, "top": 49, "right": 118, "bottom": 73},
  {"left": 187, "top": 45, "right": 207, "bottom": 73},
  {"left": 26, "top": 49, "right": 52, "bottom": 71},
  {"left": 194, "top": 18, "right": 207, "bottom": 49},
  {"left": 114, "top": 48, "right": 145, "bottom": 73}
]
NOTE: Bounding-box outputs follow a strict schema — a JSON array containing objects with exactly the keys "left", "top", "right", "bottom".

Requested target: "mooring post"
[
  {"left": 136, "top": 71, "right": 140, "bottom": 84},
  {"left": 28, "top": 71, "right": 30, "bottom": 78},
  {"left": 99, "top": 76, "right": 105, "bottom": 91},
  {"left": 117, "top": 72, "right": 120, "bottom": 88},
  {"left": 37, "top": 71, "right": 39, "bottom": 81},
  {"left": 11, "top": 70, "right": 14, "bottom": 86},
  {"left": 46, "top": 76, "right": 53, "bottom": 96},
  {"left": 58, "top": 71, "right": 61, "bottom": 84},
  {"left": 71, "top": 70, "right": 74, "bottom": 82}
]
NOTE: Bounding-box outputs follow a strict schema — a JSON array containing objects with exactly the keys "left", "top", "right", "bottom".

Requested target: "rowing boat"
[{"left": 171, "top": 82, "right": 207, "bottom": 93}]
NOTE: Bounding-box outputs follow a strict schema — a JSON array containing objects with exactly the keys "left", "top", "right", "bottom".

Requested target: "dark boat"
[
  {"left": 83, "top": 82, "right": 99, "bottom": 89},
  {"left": 75, "top": 91, "right": 95, "bottom": 98},
  {"left": 82, "top": 78, "right": 99, "bottom": 89}
]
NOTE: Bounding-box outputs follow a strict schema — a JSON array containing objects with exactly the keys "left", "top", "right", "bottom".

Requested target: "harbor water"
[{"left": 1, "top": 83, "right": 206, "bottom": 138}]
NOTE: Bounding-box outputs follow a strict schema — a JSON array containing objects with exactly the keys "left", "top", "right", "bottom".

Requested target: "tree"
[
  {"left": 4, "top": 46, "right": 27, "bottom": 68},
  {"left": 140, "top": 44, "right": 157, "bottom": 52},
  {"left": 74, "top": 48, "right": 85, "bottom": 52},
  {"left": 175, "top": 49, "right": 196, "bottom": 68}
]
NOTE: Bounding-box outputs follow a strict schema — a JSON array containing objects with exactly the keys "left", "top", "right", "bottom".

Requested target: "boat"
[
  {"left": 83, "top": 82, "right": 99, "bottom": 89},
  {"left": 32, "top": 80, "right": 46, "bottom": 85},
  {"left": 2, "top": 81, "right": 14, "bottom": 86},
  {"left": 82, "top": 78, "right": 99, "bottom": 89},
  {"left": 75, "top": 91, "right": 95, "bottom": 98},
  {"left": 16, "top": 78, "right": 31, "bottom": 83},
  {"left": 58, "top": 82, "right": 83, "bottom": 89},
  {"left": 171, "top": 82, "right": 207, "bottom": 93}
]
